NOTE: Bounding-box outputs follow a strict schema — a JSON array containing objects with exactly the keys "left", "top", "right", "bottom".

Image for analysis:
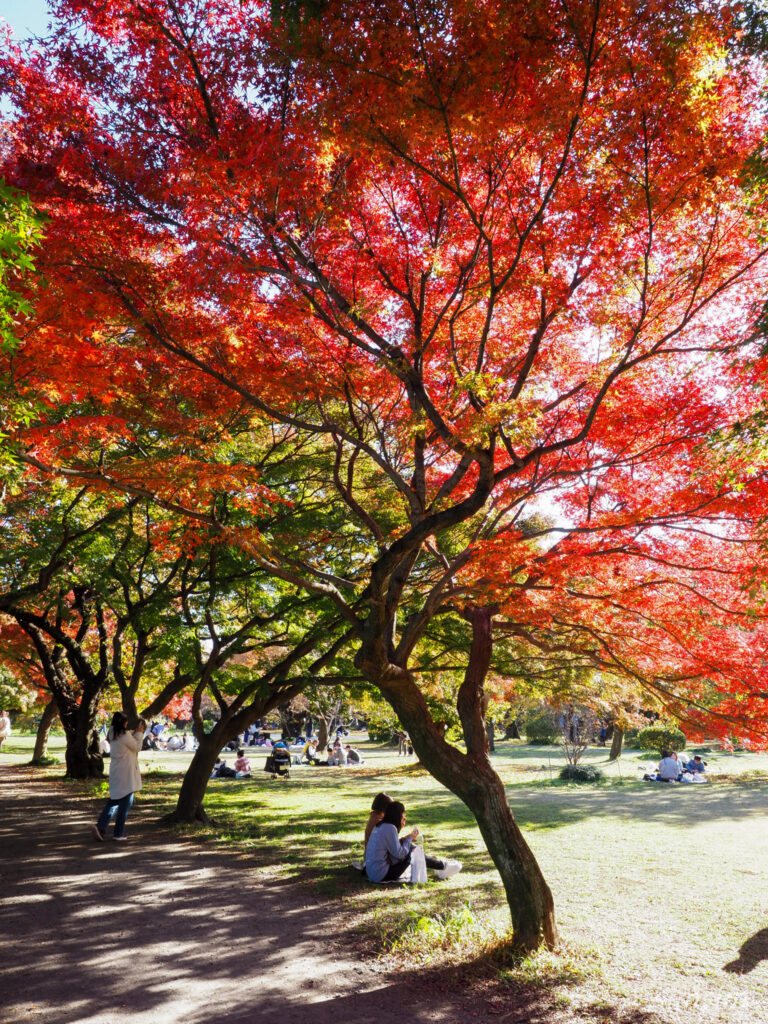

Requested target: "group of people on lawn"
[
  {"left": 92, "top": 711, "right": 462, "bottom": 889},
  {"left": 645, "top": 751, "right": 708, "bottom": 783},
  {"left": 211, "top": 735, "right": 364, "bottom": 778}
]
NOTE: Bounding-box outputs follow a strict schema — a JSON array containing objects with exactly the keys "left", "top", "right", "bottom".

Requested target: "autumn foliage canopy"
[{"left": 3, "top": 0, "right": 768, "bottom": 749}]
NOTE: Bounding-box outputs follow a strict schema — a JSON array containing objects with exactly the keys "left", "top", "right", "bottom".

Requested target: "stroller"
[{"left": 264, "top": 747, "right": 291, "bottom": 778}]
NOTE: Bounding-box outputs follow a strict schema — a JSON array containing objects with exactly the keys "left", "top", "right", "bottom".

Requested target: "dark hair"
[
  {"left": 111, "top": 711, "right": 128, "bottom": 738},
  {"left": 371, "top": 792, "right": 392, "bottom": 814},
  {"left": 237, "top": 748, "right": 244, "bottom": 757},
  {"left": 381, "top": 801, "right": 405, "bottom": 828}
]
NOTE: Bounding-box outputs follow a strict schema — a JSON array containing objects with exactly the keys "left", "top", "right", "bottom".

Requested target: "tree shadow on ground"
[
  {"left": 723, "top": 928, "right": 768, "bottom": 974},
  {"left": 1, "top": 769, "right": 677, "bottom": 1024}
]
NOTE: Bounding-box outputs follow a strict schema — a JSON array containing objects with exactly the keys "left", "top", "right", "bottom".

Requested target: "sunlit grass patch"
[
  {"left": 387, "top": 902, "right": 503, "bottom": 960},
  {"left": 496, "top": 943, "right": 604, "bottom": 988}
]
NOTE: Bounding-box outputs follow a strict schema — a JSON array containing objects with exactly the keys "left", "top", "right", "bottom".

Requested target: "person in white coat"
[
  {"left": 92, "top": 712, "right": 145, "bottom": 841},
  {"left": 0, "top": 711, "right": 11, "bottom": 751}
]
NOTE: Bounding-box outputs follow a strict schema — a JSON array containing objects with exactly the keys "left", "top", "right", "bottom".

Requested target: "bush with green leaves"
[
  {"left": 637, "top": 725, "right": 687, "bottom": 755},
  {"left": 559, "top": 764, "right": 604, "bottom": 783},
  {"left": 525, "top": 709, "right": 560, "bottom": 744}
]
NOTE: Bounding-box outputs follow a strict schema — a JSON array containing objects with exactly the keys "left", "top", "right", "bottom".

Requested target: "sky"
[{"left": 0, "top": 0, "right": 52, "bottom": 40}]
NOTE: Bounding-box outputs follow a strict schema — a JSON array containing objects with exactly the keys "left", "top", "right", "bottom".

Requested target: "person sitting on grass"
[
  {"left": 234, "top": 749, "right": 251, "bottom": 777},
  {"left": 364, "top": 792, "right": 393, "bottom": 853},
  {"left": 364, "top": 800, "right": 419, "bottom": 882},
  {"left": 657, "top": 750, "right": 682, "bottom": 782},
  {"left": 142, "top": 731, "right": 159, "bottom": 751},
  {"left": 211, "top": 757, "right": 237, "bottom": 779},
  {"left": 302, "top": 739, "right": 321, "bottom": 764},
  {"left": 345, "top": 744, "right": 363, "bottom": 765},
  {"left": 362, "top": 795, "right": 462, "bottom": 881},
  {"left": 686, "top": 754, "right": 708, "bottom": 774},
  {"left": 331, "top": 740, "right": 348, "bottom": 765}
]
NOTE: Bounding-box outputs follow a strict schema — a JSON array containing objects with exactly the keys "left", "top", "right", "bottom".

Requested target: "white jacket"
[
  {"left": 0, "top": 715, "right": 11, "bottom": 741},
  {"left": 108, "top": 729, "right": 144, "bottom": 799}
]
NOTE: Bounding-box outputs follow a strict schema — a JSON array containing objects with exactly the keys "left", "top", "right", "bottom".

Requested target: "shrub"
[
  {"left": 559, "top": 764, "right": 604, "bottom": 783},
  {"left": 525, "top": 709, "right": 560, "bottom": 744},
  {"left": 636, "top": 725, "right": 686, "bottom": 755}
]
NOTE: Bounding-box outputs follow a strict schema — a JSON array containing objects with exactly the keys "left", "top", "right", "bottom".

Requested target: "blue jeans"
[{"left": 96, "top": 792, "right": 134, "bottom": 837}]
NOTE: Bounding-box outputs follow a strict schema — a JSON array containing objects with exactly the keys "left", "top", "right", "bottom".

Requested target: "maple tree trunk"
[
  {"left": 362, "top": 606, "right": 557, "bottom": 953},
  {"left": 164, "top": 688, "right": 300, "bottom": 824},
  {"left": 505, "top": 719, "right": 521, "bottom": 740},
  {"left": 458, "top": 757, "right": 557, "bottom": 952},
  {"left": 31, "top": 697, "right": 58, "bottom": 763},
  {"left": 609, "top": 728, "right": 624, "bottom": 761},
  {"left": 317, "top": 718, "right": 329, "bottom": 750},
  {"left": 59, "top": 699, "right": 103, "bottom": 779},
  {"left": 397, "top": 711, "right": 556, "bottom": 952},
  {"left": 486, "top": 719, "right": 496, "bottom": 752},
  {"left": 166, "top": 735, "right": 223, "bottom": 824}
]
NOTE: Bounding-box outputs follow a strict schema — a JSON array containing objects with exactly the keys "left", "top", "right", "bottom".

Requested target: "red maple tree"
[{"left": 4, "top": 0, "right": 768, "bottom": 949}]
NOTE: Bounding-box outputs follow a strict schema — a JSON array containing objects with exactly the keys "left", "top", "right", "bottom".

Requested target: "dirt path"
[
  {"left": 1, "top": 767, "right": 534, "bottom": 1024},
  {"left": 2, "top": 767, "right": 690, "bottom": 1024}
]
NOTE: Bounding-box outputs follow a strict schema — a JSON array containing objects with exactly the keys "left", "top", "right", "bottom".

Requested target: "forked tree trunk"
[
  {"left": 61, "top": 712, "right": 102, "bottom": 774},
  {"left": 361, "top": 605, "right": 557, "bottom": 953},
  {"left": 61, "top": 705, "right": 103, "bottom": 778},
  {"left": 31, "top": 697, "right": 58, "bottom": 763},
  {"left": 609, "top": 727, "right": 624, "bottom": 761}
]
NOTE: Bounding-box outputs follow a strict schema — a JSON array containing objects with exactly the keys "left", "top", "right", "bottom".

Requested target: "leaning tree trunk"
[
  {"left": 360, "top": 605, "right": 557, "bottom": 953},
  {"left": 31, "top": 697, "right": 58, "bottom": 763},
  {"left": 608, "top": 727, "right": 624, "bottom": 761},
  {"left": 165, "top": 732, "right": 225, "bottom": 824},
  {"left": 163, "top": 686, "right": 303, "bottom": 824},
  {"left": 459, "top": 755, "right": 556, "bottom": 951}
]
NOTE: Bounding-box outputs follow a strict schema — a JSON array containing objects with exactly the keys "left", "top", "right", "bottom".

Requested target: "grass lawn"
[{"left": 4, "top": 732, "right": 768, "bottom": 1022}]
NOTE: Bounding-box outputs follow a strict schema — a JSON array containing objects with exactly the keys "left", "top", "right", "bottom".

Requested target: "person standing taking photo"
[
  {"left": 0, "top": 710, "right": 11, "bottom": 751},
  {"left": 91, "top": 712, "right": 145, "bottom": 842}
]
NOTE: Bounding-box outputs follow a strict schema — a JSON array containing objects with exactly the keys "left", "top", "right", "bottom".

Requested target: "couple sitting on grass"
[
  {"left": 361, "top": 792, "right": 462, "bottom": 883},
  {"left": 644, "top": 751, "right": 708, "bottom": 783}
]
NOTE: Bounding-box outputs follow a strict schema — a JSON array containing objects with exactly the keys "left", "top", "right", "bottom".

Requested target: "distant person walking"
[
  {"left": 0, "top": 710, "right": 11, "bottom": 751},
  {"left": 91, "top": 712, "right": 145, "bottom": 841}
]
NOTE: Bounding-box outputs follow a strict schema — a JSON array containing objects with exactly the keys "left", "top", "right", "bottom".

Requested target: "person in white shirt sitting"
[
  {"left": 362, "top": 796, "right": 462, "bottom": 881},
  {"left": 330, "top": 740, "right": 347, "bottom": 766},
  {"left": 657, "top": 751, "right": 682, "bottom": 782}
]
